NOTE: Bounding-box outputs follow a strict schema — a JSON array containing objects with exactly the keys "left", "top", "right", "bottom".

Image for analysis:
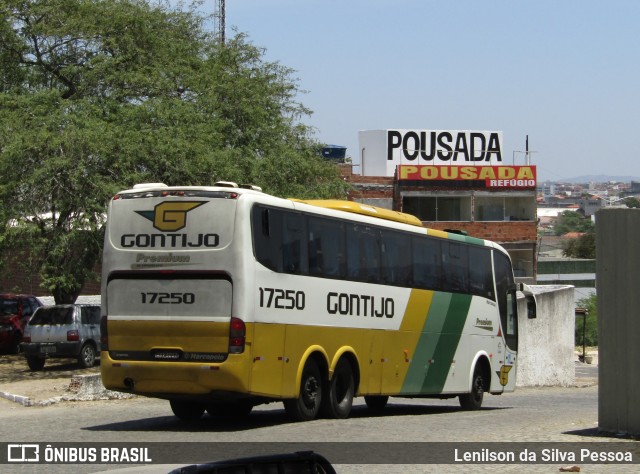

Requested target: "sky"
[{"left": 198, "top": 0, "right": 640, "bottom": 182}]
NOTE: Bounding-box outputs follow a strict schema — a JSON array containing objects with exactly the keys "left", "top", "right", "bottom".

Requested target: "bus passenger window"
[
  {"left": 252, "top": 206, "right": 277, "bottom": 271},
  {"left": 442, "top": 242, "right": 468, "bottom": 293},
  {"left": 468, "top": 246, "right": 494, "bottom": 300},
  {"left": 380, "top": 230, "right": 411, "bottom": 286},
  {"left": 413, "top": 236, "right": 441, "bottom": 290},
  {"left": 282, "top": 213, "right": 305, "bottom": 274},
  {"left": 308, "top": 217, "right": 345, "bottom": 278},
  {"left": 347, "top": 225, "right": 380, "bottom": 283}
]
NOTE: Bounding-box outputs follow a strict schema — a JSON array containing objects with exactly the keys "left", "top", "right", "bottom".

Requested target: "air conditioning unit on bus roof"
[
  {"left": 132, "top": 183, "right": 168, "bottom": 189},
  {"left": 214, "top": 181, "right": 263, "bottom": 192}
]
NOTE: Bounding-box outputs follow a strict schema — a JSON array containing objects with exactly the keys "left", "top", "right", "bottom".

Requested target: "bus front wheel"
[
  {"left": 459, "top": 365, "right": 486, "bottom": 410},
  {"left": 284, "top": 358, "right": 322, "bottom": 422},
  {"left": 321, "top": 358, "right": 355, "bottom": 419},
  {"left": 170, "top": 399, "right": 205, "bottom": 421}
]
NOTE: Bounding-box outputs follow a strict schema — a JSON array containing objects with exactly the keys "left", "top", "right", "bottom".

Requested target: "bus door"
[{"left": 494, "top": 251, "right": 518, "bottom": 392}]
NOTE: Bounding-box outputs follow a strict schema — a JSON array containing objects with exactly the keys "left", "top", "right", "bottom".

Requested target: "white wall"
[{"left": 516, "top": 285, "right": 575, "bottom": 387}]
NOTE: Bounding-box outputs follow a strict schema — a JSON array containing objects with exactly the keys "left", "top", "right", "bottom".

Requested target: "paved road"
[{"left": 2, "top": 372, "right": 638, "bottom": 474}]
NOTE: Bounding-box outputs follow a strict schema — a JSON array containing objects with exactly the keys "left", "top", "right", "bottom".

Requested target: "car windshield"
[
  {"left": 29, "top": 307, "right": 74, "bottom": 325},
  {"left": 1, "top": 298, "right": 19, "bottom": 315}
]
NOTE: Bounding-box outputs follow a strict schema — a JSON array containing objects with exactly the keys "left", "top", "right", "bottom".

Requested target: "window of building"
[
  {"left": 475, "top": 195, "right": 536, "bottom": 221},
  {"left": 402, "top": 196, "right": 472, "bottom": 221}
]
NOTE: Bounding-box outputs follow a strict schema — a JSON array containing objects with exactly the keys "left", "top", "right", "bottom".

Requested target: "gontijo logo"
[
  {"left": 135, "top": 201, "right": 205, "bottom": 232},
  {"left": 122, "top": 201, "right": 218, "bottom": 248}
]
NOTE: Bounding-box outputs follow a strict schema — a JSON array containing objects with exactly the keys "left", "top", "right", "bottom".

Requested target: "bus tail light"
[
  {"left": 229, "top": 317, "right": 245, "bottom": 354},
  {"left": 100, "top": 315, "right": 109, "bottom": 351}
]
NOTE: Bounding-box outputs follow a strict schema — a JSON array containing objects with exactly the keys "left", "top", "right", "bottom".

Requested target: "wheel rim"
[
  {"left": 302, "top": 375, "right": 319, "bottom": 409},
  {"left": 83, "top": 346, "right": 94, "bottom": 365},
  {"left": 472, "top": 375, "right": 484, "bottom": 402}
]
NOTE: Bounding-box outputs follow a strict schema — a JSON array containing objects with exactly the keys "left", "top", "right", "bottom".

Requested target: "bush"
[{"left": 575, "top": 295, "right": 597, "bottom": 347}]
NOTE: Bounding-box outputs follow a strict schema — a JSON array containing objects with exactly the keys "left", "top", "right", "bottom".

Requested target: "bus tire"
[
  {"left": 170, "top": 399, "right": 205, "bottom": 421},
  {"left": 284, "top": 358, "right": 322, "bottom": 422},
  {"left": 459, "top": 364, "right": 486, "bottom": 410},
  {"left": 364, "top": 395, "right": 389, "bottom": 412},
  {"left": 321, "top": 358, "right": 355, "bottom": 419}
]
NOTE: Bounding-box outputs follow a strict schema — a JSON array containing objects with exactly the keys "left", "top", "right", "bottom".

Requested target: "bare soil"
[{"left": 0, "top": 353, "right": 100, "bottom": 403}]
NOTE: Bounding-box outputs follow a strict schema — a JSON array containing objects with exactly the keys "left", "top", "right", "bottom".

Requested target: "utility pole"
[{"left": 214, "top": 0, "right": 226, "bottom": 45}]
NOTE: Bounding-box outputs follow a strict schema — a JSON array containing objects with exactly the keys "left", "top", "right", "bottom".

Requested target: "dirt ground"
[{"left": 0, "top": 353, "right": 101, "bottom": 403}]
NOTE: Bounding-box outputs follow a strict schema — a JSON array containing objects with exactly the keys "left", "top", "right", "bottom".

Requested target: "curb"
[
  {"left": 0, "top": 390, "right": 34, "bottom": 407},
  {"left": 0, "top": 374, "right": 135, "bottom": 407}
]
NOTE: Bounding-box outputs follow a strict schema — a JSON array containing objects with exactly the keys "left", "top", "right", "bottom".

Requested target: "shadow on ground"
[{"left": 0, "top": 353, "right": 100, "bottom": 383}]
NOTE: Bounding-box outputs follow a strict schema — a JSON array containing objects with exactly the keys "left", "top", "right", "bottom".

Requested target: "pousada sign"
[
  {"left": 398, "top": 165, "right": 537, "bottom": 188},
  {"left": 358, "top": 129, "right": 505, "bottom": 177}
]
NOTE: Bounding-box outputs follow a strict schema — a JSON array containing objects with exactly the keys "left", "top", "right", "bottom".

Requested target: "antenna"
[
  {"left": 513, "top": 135, "right": 537, "bottom": 165},
  {"left": 214, "top": 0, "right": 226, "bottom": 44}
]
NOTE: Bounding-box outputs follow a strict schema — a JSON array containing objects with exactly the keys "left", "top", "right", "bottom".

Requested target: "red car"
[{"left": 0, "top": 294, "right": 43, "bottom": 353}]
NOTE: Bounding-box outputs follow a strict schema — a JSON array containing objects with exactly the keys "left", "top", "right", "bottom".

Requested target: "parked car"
[
  {"left": 0, "top": 294, "right": 43, "bottom": 354},
  {"left": 21, "top": 304, "right": 101, "bottom": 371}
]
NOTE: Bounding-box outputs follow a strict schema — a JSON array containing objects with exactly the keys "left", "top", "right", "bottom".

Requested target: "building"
[{"left": 342, "top": 129, "right": 538, "bottom": 283}]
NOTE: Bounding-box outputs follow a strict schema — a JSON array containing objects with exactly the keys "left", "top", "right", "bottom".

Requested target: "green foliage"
[
  {"left": 575, "top": 294, "right": 598, "bottom": 347},
  {"left": 624, "top": 197, "right": 640, "bottom": 208},
  {"left": 0, "top": 0, "right": 348, "bottom": 302},
  {"left": 553, "top": 210, "right": 594, "bottom": 236},
  {"left": 562, "top": 231, "right": 596, "bottom": 259}
]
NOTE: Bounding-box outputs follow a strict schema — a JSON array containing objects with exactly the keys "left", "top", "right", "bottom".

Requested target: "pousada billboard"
[{"left": 359, "top": 129, "right": 504, "bottom": 177}]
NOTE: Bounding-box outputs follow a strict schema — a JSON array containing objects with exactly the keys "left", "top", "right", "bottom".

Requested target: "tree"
[
  {"left": 0, "top": 0, "right": 348, "bottom": 302},
  {"left": 562, "top": 231, "right": 595, "bottom": 259},
  {"left": 624, "top": 197, "right": 640, "bottom": 208},
  {"left": 553, "top": 210, "right": 594, "bottom": 236},
  {"left": 575, "top": 294, "right": 597, "bottom": 347}
]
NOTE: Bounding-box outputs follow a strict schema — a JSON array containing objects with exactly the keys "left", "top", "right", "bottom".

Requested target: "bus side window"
[
  {"left": 347, "top": 224, "right": 381, "bottom": 283},
  {"left": 282, "top": 212, "right": 305, "bottom": 274},
  {"left": 252, "top": 205, "right": 281, "bottom": 272},
  {"left": 413, "top": 236, "right": 441, "bottom": 290},
  {"left": 308, "top": 217, "right": 345, "bottom": 278},
  {"left": 468, "top": 246, "right": 494, "bottom": 300},
  {"left": 380, "top": 229, "right": 411, "bottom": 286},
  {"left": 442, "top": 242, "right": 468, "bottom": 293}
]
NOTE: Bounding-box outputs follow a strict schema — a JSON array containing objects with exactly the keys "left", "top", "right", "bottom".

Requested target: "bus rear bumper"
[{"left": 100, "top": 352, "right": 251, "bottom": 400}]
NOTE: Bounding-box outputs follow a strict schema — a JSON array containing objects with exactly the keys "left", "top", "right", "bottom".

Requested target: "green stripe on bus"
[
  {"left": 400, "top": 292, "right": 451, "bottom": 393},
  {"left": 401, "top": 292, "right": 473, "bottom": 394},
  {"left": 420, "top": 293, "right": 472, "bottom": 393},
  {"left": 445, "top": 232, "right": 486, "bottom": 246}
]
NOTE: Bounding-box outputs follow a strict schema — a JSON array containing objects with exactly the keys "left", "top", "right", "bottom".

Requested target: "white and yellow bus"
[{"left": 101, "top": 182, "right": 535, "bottom": 421}]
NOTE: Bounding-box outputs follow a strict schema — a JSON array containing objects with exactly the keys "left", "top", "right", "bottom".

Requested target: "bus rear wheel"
[
  {"left": 321, "top": 358, "right": 355, "bottom": 419},
  {"left": 459, "top": 365, "right": 486, "bottom": 410},
  {"left": 284, "top": 358, "right": 322, "bottom": 422},
  {"left": 170, "top": 400, "right": 206, "bottom": 420}
]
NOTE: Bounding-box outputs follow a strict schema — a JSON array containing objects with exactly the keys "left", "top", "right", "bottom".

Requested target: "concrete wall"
[
  {"left": 597, "top": 209, "right": 640, "bottom": 436},
  {"left": 516, "top": 285, "right": 575, "bottom": 387}
]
